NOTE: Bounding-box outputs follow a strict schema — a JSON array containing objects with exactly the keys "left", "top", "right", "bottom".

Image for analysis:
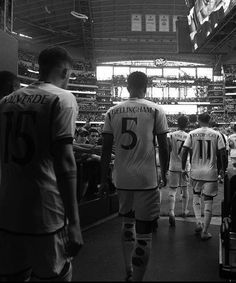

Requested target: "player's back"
[
  {"left": 187, "top": 127, "right": 224, "bottom": 181},
  {"left": 169, "top": 130, "right": 188, "bottom": 172},
  {"left": 0, "top": 82, "right": 77, "bottom": 233},
  {"left": 105, "top": 98, "right": 168, "bottom": 190}
]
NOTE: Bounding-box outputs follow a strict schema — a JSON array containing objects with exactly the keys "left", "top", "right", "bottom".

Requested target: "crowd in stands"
[
  {"left": 147, "top": 97, "right": 209, "bottom": 104},
  {"left": 78, "top": 103, "right": 111, "bottom": 112},
  {"left": 77, "top": 113, "right": 104, "bottom": 122},
  {"left": 18, "top": 49, "right": 97, "bottom": 85}
]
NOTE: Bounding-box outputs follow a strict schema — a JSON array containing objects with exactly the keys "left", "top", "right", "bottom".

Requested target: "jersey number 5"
[
  {"left": 4, "top": 111, "right": 36, "bottom": 165},
  {"left": 121, "top": 117, "right": 137, "bottom": 150}
]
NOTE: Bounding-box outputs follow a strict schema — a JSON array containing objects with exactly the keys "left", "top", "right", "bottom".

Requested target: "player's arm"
[
  {"left": 100, "top": 133, "right": 114, "bottom": 193},
  {"left": 167, "top": 134, "right": 172, "bottom": 169},
  {"left": 73, "top": 142, "right": 101, "bottom": 155},
  {"left": 52, "top": 141, "right": 83, "bottom": 256},
  {"left": 182, "top": 146, "right": 190, "bottom": 171},
  {"left": 157, "top": 132, "right": 169, "bottom": 186},
  {"left": 219, "top": 147, "right": 227, "bottom": 174}
]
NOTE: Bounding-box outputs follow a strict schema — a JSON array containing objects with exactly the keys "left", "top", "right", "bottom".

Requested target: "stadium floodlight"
[{"left": 70, "top": 11, "right": 88, "bottom": 20}]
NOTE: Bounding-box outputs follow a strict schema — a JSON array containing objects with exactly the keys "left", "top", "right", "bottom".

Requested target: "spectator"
[
  {"left": 0, "top": 70, "right": 20, "bottom": 99},
  {"left": 86, "top": 128, "right": 100, "bottom": 145},
  {"left": 0, "top": 46, "right": 83, "bottom": 281},
  {"left": 74, "top": 127, "right": 89, "bottom": 144}
]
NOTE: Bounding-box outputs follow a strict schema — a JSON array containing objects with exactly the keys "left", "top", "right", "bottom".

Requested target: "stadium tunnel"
[{"left": 1, "top": 0, "right": 236, "bottom": 281}]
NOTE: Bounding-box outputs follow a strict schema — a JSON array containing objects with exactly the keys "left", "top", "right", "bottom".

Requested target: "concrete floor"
[{"left": 72, "top": 215, "right": 227, "bottom": 282}]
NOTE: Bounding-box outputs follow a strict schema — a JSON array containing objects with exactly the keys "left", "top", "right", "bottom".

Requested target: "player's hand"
[
  {"left": 222, "top": 216, "right": 231, "bottom": 233},
  {"left": 160, "top": 174, "right": 167, "bottom": 187},
  {"left": 181, "top": 170, "right": 189, "bottom": 182},
  {"left": 97, "top": 182, "right": 109, "bottom": 197},
  {"left": 66, "top": 222, "right": 84, "bottom": 258},
  {"left": 219, "top": 169, "right": 225, "bottom": 179}
]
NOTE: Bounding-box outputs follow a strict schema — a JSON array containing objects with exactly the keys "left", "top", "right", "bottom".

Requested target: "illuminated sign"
[{"left": 187, "top": 0, "right": 236, "bottom": 50}]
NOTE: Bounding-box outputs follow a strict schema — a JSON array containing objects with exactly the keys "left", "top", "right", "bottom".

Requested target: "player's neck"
[
  {"left": 200, "top": 123, "right": 209, "bottom": 128},
  {"left": 129, "top": 91, "right": 145, "bottom": 99},
  {"left": 39, "top": 76, "right": 63, "bottom": 88}
]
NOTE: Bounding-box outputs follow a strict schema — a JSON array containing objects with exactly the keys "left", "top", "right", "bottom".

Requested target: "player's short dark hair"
[
  {"left": 38, "top": 46, "right": 73, "bottom": 75},
  {"left": 177, "top": 115, "right": 188, "bottom": 129},
  {"left": 127, "top": 71, "right": 148, "bottom": 91},
  {"left": 0, "top": 70, "right": 20, "bottom": 98},
  {"left": 198, "top": 112, "right": 211, "bottom": 124}
]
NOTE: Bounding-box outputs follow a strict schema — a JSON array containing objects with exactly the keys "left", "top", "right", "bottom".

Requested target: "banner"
[
  {"left": 131, "top": 14, "right": 142, "bottom": 31},
  {"left": 172, "top": 15, "right": 179, "bottom": 32},
  {"left": 145, "top": 14, "right": 156, "bottom": 32},
  {"left": 159, "top": 15, "right": 169, "bottom": 32}
]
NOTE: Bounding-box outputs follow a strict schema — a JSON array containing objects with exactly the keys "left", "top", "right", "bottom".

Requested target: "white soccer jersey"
[
  {"left": 183, "top": 127, "right": 225, "bottom": 181},
  {"left": 0, "top": 82, "right": 78, "bottom": 234},
  {"left": 169, "top": 130, "right": 189, "bottom": 172},
  {"left": 103, "top": 98, "right": 169, "bottom": 190},
  {"left": 228, "top": 133, "right": 236, "bottom": 158}
]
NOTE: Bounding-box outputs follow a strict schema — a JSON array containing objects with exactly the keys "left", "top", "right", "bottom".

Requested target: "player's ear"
[{"left": 61, "top": 67, "right": 69, "bottom": 79}]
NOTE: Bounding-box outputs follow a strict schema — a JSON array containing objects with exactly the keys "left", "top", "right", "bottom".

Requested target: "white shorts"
[
  {"left": 0, "top": 227, "right": 70, "bottom": 279},
  {"left": 190, "top": 178, "right": 218, "bottom": 197},
  {"left": 117, "top": 188, "right": 160, "bottom": 221},
  {"left": 169, "top": 171, "right": 188, "bottom": 188}
]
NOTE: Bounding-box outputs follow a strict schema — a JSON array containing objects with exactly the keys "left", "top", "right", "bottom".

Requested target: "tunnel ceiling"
[{"left": 13, "top": 0, "right": 218, "bottom": 66}]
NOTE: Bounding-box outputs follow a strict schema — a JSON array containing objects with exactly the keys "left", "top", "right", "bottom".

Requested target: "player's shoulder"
[
  {"left": 106, "top": 100, "right": 126, "bottom": 114},
  {"left": 33, "top": 82, "right": 76, "bottom": 103},
  {"left": 141, "top": 99, "right": 165, "bottom": 112},
  {"left": 188, "top": 128, "right": 199, "bottom": 135}
]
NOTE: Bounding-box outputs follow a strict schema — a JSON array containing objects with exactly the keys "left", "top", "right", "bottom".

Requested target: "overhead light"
[
  {"left": 70, "top": 11, "right": 88, "bottom": 20},
  {"left": 11, "top": 31, "right": 32, "bottom": 39},
  {"left": 27, "top": 69, "right": 39, "bottom": 74},
  {"left": 19, "top": 33, "right": 33, "bottom": 39}
]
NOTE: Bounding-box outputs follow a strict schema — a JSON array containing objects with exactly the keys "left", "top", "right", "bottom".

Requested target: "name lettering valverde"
[
  {"left": 3, "top": 94, "right": 50, "bottom": 105},
  {"left": 110, "top": 106, "right": 153, "bottom": 115}
]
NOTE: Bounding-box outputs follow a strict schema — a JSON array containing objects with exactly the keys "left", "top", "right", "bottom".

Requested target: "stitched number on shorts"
[
  {"left": 4, "top": 111, "right": 36, "bottom": 165},
  {"left": 198, "top": 140, "right": 211, "bottom": 159},
  {"left": 177, "top": 140, "right": 185, "bottom": 155},
  {"left": 121, "top": 117, "right": 137, "bottom": 150}
]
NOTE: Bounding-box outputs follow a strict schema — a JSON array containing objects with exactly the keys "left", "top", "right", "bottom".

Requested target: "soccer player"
[
  {"left": 168, "top": 115, "right": 190, "bottom": 226},
  {"left": 100, "top": 71, "right": 169, "bottom": 281},
  {"left": 0, "top": 46, "right": 83, "bottom": 281},
  {"left": 182, "top": 113, "right": 227, "bottom": 240},
  {"left": 228, "top": 123, "right": 236, "bottom": 167}
]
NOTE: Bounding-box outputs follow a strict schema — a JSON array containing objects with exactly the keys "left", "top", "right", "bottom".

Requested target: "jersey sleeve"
[
  {"left": 183, "top": 133, "right": 191, "bottom": 149},
  {"left": 155, "top": 107, "right": 169, "bottom": 134},
  {"left": 217, "top": 133, "right": 226, "bottom": 150},
  {"left": 102, "top": 110, "right": 113, "bottom": 134},
  {"left": 51, "top": 94, "right": 78, "bottom": 143}
]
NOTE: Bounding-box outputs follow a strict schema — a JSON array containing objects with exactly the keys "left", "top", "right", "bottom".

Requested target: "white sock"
[
  {"left": 203, "top": 199, "right": 213, "bottom": 233},
  {"left": 132, "top": 233, "right": 152, "bottom": 281},
  {"left": 182, "top": 186, "right": 189, "bottom": 214},
  {"left": 193, "top": 194, "right": 202, "bottom": 223},
  {"left": 121, "top": 218, "right": 136, "bottom": 275},
  {"left": 168, "top": 188, "right": 177, "bottom": 216}
]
